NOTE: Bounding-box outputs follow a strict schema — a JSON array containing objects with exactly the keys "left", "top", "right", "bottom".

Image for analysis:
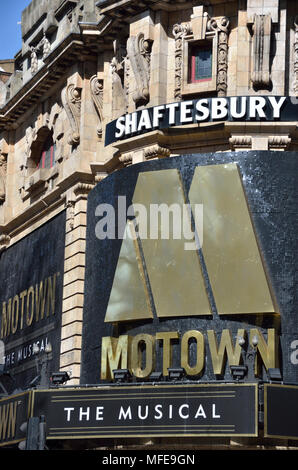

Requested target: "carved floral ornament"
[
  {"left": 0, "top": 139, "right": 8, "bottom": 204},
  {"left": 293, "top": 17, "right": 298, "bottom": 96},
  {"left": 61, "top": 84, "right": 82, "bottom": 146},
  {"left": 90, "top": 75, "right": 104, "bottom": 139},
  {"left": 173, "top": 14, "right": 230, "bottom": 99}
]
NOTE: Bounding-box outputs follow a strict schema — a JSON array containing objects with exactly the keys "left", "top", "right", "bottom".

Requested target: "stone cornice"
[{"left": 0, "top": 34, "right": 89, "bottom": 131}]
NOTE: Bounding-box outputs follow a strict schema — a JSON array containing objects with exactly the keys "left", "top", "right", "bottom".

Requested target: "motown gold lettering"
[
  {"left": 207, "top": 329, "right": 245, "bottom": 375},
  {"left": 101, "top": 328, "right": 279, "bottom": 380},
  {"left": 0, "top": 402, "right": 17, "bottom": 441},
  {"left": 1, "top": 299, "right": 11, "bottom": 339},
  {"left": 0, "top": 273, "right": 59, "bottom": 339},
  {"left": 156, "top": 332, "right": 179, "bottom": 376},
  {"left": 26, "top": 286, "right": 35, "bottom": 327},
  {"left": 101, "top": 335, "right": 131, "bottom": 380},
  {"left": 11, "top": 296, "right": 19, "bottom": 335},
  {"left": 19, "top": 290, "right": 27, "bottom": 330},
  {"left": 35, "top": 280, "right": 46, "bottom": 321},
  {"left": 250, "top": 328, "right": 279, "bottom": 375},
  {"left": 181, "top": 330, "right": 205, "bottom": 376},
  {"left": 131, "top": 334, "right": 155, "bottom": 378}
]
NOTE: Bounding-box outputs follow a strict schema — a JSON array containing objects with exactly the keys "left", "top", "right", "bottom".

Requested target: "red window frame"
[
  {"left": 37, "top": 135, "right": 55, "bottom": 169},
  {"left": 189, "top": 45, "right": 213, "bottom": 84}
]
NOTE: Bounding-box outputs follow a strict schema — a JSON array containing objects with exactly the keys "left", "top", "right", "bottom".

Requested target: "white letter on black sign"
[
  {"left": 179, "top": 404, "right": 189, "bottom": 419},
  {"left": 268, "top": 96, "right": 286, "bottom": 118},
  {"left": 211, "top": 98, "right": 228, "bottom": 120},
  {"left": 166, "top": 103, "right": 179, "bottom": 125},
  {"left": 119, "top": 406, "right": 132, "bottom": 420},
  {"left": 230, "top": 96, "right": 247, "bottom": 118},
  {"left": 180, "top": 101, "right": 193, "bottom": 123},
  {"left": 79, "top": 407, "right": 90, "bottom": 421},
  {"left": 153, "top": 105, "right": 165, "bottom": 127},
  {"left": 195, "top": 99, "right": 210, "bottom": 121},
  {"left": 115, "top": 116, "right": 126, "bottom": 138},
  {"left": 125, "top": 112, "right": 137, "bottom": 135},
  {"left": 249, "top": 97, "right": 266, "bottom": 118},
  {"left": 64, "top": 407, "right": 75, "bottom": 422},
  {"left": 138, "top": 109, "right": 152, "bottom": 131},
  {"left": 212, "top": 404, "right": 221, "bottom": 418}
]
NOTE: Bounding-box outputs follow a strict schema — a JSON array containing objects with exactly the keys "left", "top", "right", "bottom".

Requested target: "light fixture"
[
  {"left": 230, "top": 365, "right": 248, "bottom": 381},
  {"left": 168, "top": 368, "right": 185, "bottom": 381},
  {"left": 238, "top": 336, "right": 246, "bottom": 346},
  {"left": 113, "top": 369, "right": 132, "bottom": 383},
  {"left": 252, "top": 335, "right": 259, "bottom": 347},
  {"left": 268, "top": 368, "right": 282, "bottom": 382},
  {"left": 149, "top": 371, "right": 163, "bottom": 382},
  {"left": 50, "top": 371, "right": 71, "bottom": 385}
]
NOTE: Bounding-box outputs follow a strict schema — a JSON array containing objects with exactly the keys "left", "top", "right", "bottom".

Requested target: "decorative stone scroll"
[
  {"left": 62, "top": 84, "right": 81, "bottom": 146},
  {"left": 0, "top": 138, "right": 8, "bottom": 204},
  {"left": 172, "top": 11, "right": 230, "bottom": 99},
  {"left": 90, "top": 75, "right": 104, "bottom": 139},
  {"left": 144, "top": 144, "right": 171, "bottom": 160},
  {"left": 127, "top": 32, "right": 153, "bottom": 107},
  {"left": 251, "top": 14, "right": 272, "bottom": 89}
]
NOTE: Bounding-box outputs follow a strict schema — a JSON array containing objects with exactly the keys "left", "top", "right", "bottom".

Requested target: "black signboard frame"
[
  {"left": 0, "top": 210, "right": 66, "bottom": 391},
  {"left": 264, "top": 384, "right": 298, "bottom": 440},
  {"left": 0, "top": 391, "right": 32, "bottom": 447},
  {"left": 31, "top": 383, "right": 258, "bottom": 440}
]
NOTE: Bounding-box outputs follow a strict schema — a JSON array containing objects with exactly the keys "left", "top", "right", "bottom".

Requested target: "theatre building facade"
[{"left": 0, "top": 0, "right": 297, "bottom": 450}]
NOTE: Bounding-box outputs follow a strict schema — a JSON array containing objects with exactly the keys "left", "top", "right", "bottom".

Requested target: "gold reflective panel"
[
  {"left": 104, "top": 221, "right": 153, "bottom": 322},
  {"left": 132, "top": 169, "right": 211, "bottom": 317},
  {"left": 189, "top": 163, "right": 277, "bottom": 315}
]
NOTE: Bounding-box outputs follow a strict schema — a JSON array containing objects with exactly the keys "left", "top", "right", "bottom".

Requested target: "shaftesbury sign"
[
  {"left": 31, "top": 384, "right": 257, "bottom": 440},
  {"left": 105, "top": 96, "right": 298, "bottom": 145}
]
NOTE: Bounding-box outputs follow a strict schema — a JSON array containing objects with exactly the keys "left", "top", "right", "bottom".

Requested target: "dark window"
[
  {"left": 37, "top": 134, "right": 56, "bottom": 169},
  {"left": 190, "top": 45, "right": 212, "bottom": 83}
]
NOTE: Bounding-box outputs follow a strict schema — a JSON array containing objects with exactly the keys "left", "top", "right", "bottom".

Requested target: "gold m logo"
[{"left": 104, "top": 163, "right": 278, "bottom": 323}]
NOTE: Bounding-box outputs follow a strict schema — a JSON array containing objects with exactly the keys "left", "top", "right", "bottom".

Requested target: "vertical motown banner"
[
  {"left": 0, "top": 211, "right": 65, "bottom": 392},
  {"left": 82, "top": 151, "right": 297, "bottom": 391}
]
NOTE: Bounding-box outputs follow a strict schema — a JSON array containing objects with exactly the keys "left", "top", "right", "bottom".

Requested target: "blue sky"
[{"left": 0, "top": 1, "right": 32, "bottom": 60}]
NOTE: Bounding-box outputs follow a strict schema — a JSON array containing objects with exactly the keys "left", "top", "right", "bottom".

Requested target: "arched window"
[{"left": 37, "top": 133, "right": 56, "bottom": 169}]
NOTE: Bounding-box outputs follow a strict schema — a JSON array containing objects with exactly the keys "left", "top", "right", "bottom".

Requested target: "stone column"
[{"left": 59, "top": 186, "right": 92, "bottom": 384}]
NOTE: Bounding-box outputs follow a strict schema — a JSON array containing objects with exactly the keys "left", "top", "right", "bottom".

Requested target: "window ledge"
[{"left": 23, "top": 166, "right": 59, "bottom": 199}]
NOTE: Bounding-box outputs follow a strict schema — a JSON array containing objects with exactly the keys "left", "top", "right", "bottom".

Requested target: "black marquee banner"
[{"left": 105, "top": 96, "right": 298, "bottom": 145}]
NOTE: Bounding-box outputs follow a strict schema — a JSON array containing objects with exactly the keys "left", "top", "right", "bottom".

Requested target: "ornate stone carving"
[
  {"left": 0, "top": 154, "right": 7, "bottom": 204},
  {"left": 111, "top": 40, "right": 127, "bottom": 118},
  {"left": 251, "top": 14, "right": 272, "bottom": 89},
  {"left": 293, "top": 17, "right": 298, "bottom": 95},
  {"left": 173, "top": 23, "right": 191, "bottom": 101},
  {"left": 229, "top": 135, "right": 252, "bottom": 151},
  {"left": 0, "top": 234, "right": 10, "bottom": 253},
  {"left": 144, "top": 144, "right": 171, "bottom": 160},
  {"left": 127, "top": 32, "right": 153, "bottom": 107},
  {"left": 0, "top": 138, "right": 8, "bottom": 204},
  {"left": 119, "top": 153, "right": 133, "bottom": 167},
  {"left": 209, "top": 16, "right": 230, "bottom": 97},
  {"left": 41, "top": 35, "right": 51, "bottom": 60},
  {"left": 268, "top": 136, "right": 291, "bottom": 150},
  {"left": 30, "top": 47, "right": 38, "bottom": 75},
  {"left": 90, "top": 75, "right": 104, "bottom": 139},
  {"left": 173, "top": 13, "right": 230, "bottom": 99},
  {"left": 61, "top": 84, "right": 81, "bottom": 146}
]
